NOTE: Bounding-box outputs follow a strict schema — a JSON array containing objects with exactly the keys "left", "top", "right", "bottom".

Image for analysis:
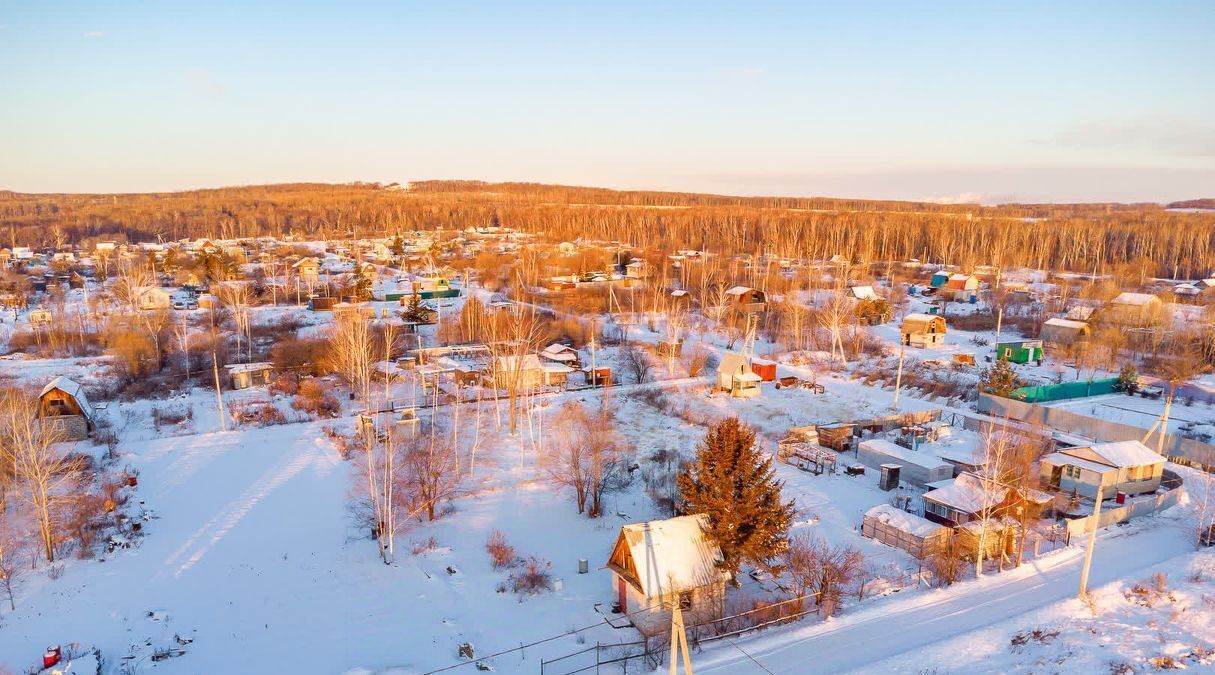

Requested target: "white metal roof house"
[
  {"left": 605, "top": 514, "right": 728, "bottom": 636},
  {"left": 1040, "top": 440, "right": 1167, "bottom": 500},
  {"left": 716, "top": 352, "right": 761, "bottom": 398}
]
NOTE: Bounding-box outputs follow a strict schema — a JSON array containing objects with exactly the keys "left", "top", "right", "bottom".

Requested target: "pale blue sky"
[{"left": 1, "top": 1, "right": 1212, "bottom": 202}]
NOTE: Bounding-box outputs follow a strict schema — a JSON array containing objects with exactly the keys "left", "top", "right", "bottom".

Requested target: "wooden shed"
[
  {"left": 901, "top": 313, "right": 946, "bottom": 348},
  {"left": 605, "top": 514, "right": 728, "bottom": 637},
  {"left": 37, "top": 376, "right": 95, "bottom": 440}
]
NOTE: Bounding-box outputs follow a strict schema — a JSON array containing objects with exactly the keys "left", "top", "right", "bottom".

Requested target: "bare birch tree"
[{"left": 0, "top": 390, "right": 83, "bottom": 563}]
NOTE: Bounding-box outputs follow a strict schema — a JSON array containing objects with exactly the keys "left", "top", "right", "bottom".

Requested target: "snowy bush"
[
  {"left": 485, "top": 530, "right": 516, "bottom": 570},
  {"left": 509, "top": 556, "right": 553, "bottom": 596}
]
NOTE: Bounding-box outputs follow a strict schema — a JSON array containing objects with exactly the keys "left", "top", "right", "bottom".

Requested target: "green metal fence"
[{"left": 1010, "top": 377, "right": 1119, "bottom": 403}]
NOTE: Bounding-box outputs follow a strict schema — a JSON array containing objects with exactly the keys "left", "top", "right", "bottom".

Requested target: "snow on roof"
[
  {"left": 541, "top": 343, "right": 576, "bottom": 358},
  {"left": 734, "top": 371, "right": 762, "bottom": 382},
  {"left": 724, "top": 286, "right": 754, "bottom": 296},
  {"left": 1066, "top": 305, "right": 1095, "bottom": 321},
  {"left": 923, "top": 473, "right": 1007, "bottom": 514},
  {"left": 614, "top": 514, "right": 725, "bottom": 597},
  {"left": 858, "top": 439, "right": 952, "bottom": 472},
  {"left": 1112, "top": 292, "right": 1158, "bottom": 306},
  {"left": 1043, "top": 317, "right": 1088, "bottom": 330},
  {"left": 1085, "top": 441, "right": 1166, "bottom": 468},
  {"left": 39, "top": 376, "right": 94, "bottom": 420},
  {"left": 224, "top": 362, "right": 273, "bottom": 374},
  {"left": 1041, "top": 451, "right": 1117, "bottom": 475},
  {"left": 903, "top": 312, "right": 939, "bottom": 322},
  {"left": 494, "top": 354, "right": 543, "bottom": 371},
  {"left": 848, "top": 285, "right": 878, "bottom": 300},
  {"left": 864, "top": 504, "right": 948, "bottom": 538}
]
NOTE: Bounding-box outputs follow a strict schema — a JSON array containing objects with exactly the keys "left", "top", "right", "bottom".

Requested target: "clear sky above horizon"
[{"left": 1, "top": 1, "right": 1213, "bottom": 203}]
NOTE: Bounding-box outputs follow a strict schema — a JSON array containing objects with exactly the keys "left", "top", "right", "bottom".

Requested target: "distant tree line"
[{"left": 2, "top": 181, "right": 1214, "bottom": 277}]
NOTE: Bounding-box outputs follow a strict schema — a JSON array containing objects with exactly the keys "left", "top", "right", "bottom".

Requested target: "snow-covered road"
[{"left": 695, "top": 519, "right": 1192, "bottom": 674}]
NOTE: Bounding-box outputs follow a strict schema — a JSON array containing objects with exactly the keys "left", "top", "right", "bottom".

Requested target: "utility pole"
[
  {"left": 1078, "top": 491, "right": 1104, "bottom": 599},
  {"left": 213, "top": 350, "right": 227, "bottom": 432},
  {"left": 892, "top": 340, "right": 906, "bottom": 410},
  {"left": 668, "top": 603, "right": 693, "bottom": 675}
]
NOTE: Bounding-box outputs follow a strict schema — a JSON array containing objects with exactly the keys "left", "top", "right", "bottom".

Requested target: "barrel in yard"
[
  {"left": 44, "top": 646, "right": 61, "bottom": 668},
  {"left": 578, "top": 558, "right": 588, "bottom": 574}
]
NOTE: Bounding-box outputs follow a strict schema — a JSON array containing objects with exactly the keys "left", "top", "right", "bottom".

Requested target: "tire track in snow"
[{"left": 161, "top": 443, "right": 320, "bottom": 578}]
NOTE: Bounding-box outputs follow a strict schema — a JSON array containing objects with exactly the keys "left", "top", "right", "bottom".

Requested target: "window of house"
[{"left": 679, "top": 592, "right": 692, "bottom": 610}]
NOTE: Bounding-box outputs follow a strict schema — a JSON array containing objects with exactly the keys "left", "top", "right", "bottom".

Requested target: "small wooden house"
[
  {"left": 944, "top": 274, "right": 980, "bottom": 301},
  {"left": 716, "top": 352, "right": 761, "bottom": 398},
  {"left": 293, "top": 257, "right": 322, "bottom": 284},
  {"left": 37, "top": 376, "right": 95, "bottom": 440},
  {"left": 137, "top": 287, "right": 172, "bottom": 311},
  {"left": 724, "top": 286, "right": 767, "bottom": 314},
  {"left": 1040, "top": 317, "right": 1090, "bottom": 346},
  {"left": 605, "top": 514, "right": 728, "bottom": 637},
  {"left": 540, "top": 343, "right": 581, "bottom": 369},
  {"left": 1105, "top": 292, "right": 1165, "bottom": 326},
  {"left": 901, "top": 313, "right": 946, "bottom": 348}
]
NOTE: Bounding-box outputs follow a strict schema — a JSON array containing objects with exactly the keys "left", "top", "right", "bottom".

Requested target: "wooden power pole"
[
  {"left": 669, "top": 603, "right": 693, "bottom": 675},
  {"left": 1078, "top": 491, "right": 1104, "bottom": 599},
  {"left": 212, "top": 351, "right": 227, "bottom": 433}
]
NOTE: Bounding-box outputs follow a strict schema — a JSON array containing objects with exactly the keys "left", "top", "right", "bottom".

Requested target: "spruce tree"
[
  {"left": 677, "top": 418, "right": 795, "bottom": 583},
  {"left": 979, "top": 357, "right": 1019, "bottom": 397}
]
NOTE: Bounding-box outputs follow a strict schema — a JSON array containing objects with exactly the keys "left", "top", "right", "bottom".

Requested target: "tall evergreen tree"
[
  {"left": 979, "top": 357, "right": 1019, "bottom": 397},
  {"left": 677, "top": 418, "right": 795, "bottom": 583}
]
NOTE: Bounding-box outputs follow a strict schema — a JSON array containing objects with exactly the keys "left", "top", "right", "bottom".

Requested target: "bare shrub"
[
  {"left": 509, "top": 556, "right": 553, "bottom": 595},
  {"left": 486, "top": 530, "right": 517, "bottom": 570},
  {"left": 292, "top": 379, "right": 340, "bottom": 418}
]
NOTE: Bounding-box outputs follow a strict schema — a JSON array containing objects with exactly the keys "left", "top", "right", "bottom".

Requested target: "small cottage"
[
  {"left": 137, "top": 287, "right": 172, "bottom": 311},
  {"left": 293, "top": 257, "right": 322, "bottom": 284},
  {"left": 1106, "top": 292, "right": 1165, "bottom": 326},
  {"left": 724, "top": 286, "right": 767, "bottom": 314},
  {"left": 922, "top": 472, "right": 1016, "bottom": 527},
  {"left": 901, "top": 313, "right": 946, "bottom": 348},
  {"left": 37, "top": 376, "right": 95, "bottom": 440},
  {"left": 1039, "top": 441, "right": 1166, "bottom": 500},
  {"left": 716, "top": 352, "right": 761, "bottom": 398},
  {"left": 1040, "top": 317, "right": 1091, "bottom": 346},
  {"left": 605, "top": 514, "right": 728, "bottom": 637},
  {"left": 944, "top": 274, "right": 980, "bottom": 301},
  {"left": 540, "top": 343, "right": 581, "bottom": 369}
]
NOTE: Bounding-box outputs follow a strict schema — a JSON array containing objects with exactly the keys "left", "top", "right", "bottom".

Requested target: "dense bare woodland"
[{"left": 3, "top": 182, "right": 1214, "bottom": 277}]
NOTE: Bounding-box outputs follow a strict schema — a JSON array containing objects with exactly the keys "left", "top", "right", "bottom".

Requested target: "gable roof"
[
  {"left": 608, "top": 514, "right": 725, "bottom": 598},
  {"left": 1112, "top": 292, "right": 1159, "bottom": 306},
  {"left": 39, "top": 376, "right": 95, "bottom": 420},
  {"left": 848, "top": 285, "right": 878, "bottom": 300},
  {"left": 725, "top": 286, "right": 756, "bottom": 296},
  {"left": 923, "top": 472, "right": 1007, "bottom": 515},
  {"left": 1070, "top": 440, "right": 1166, "bottom": 468}
]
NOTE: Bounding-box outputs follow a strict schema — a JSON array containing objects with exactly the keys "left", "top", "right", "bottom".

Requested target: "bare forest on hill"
[{"left": 2, "top": 181, "right": 1214, "bottom": 277}]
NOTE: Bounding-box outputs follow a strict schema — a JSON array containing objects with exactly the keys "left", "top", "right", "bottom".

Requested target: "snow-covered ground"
[{"left": 696, "top": 514, "right": 1207, "bottom": 674}]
